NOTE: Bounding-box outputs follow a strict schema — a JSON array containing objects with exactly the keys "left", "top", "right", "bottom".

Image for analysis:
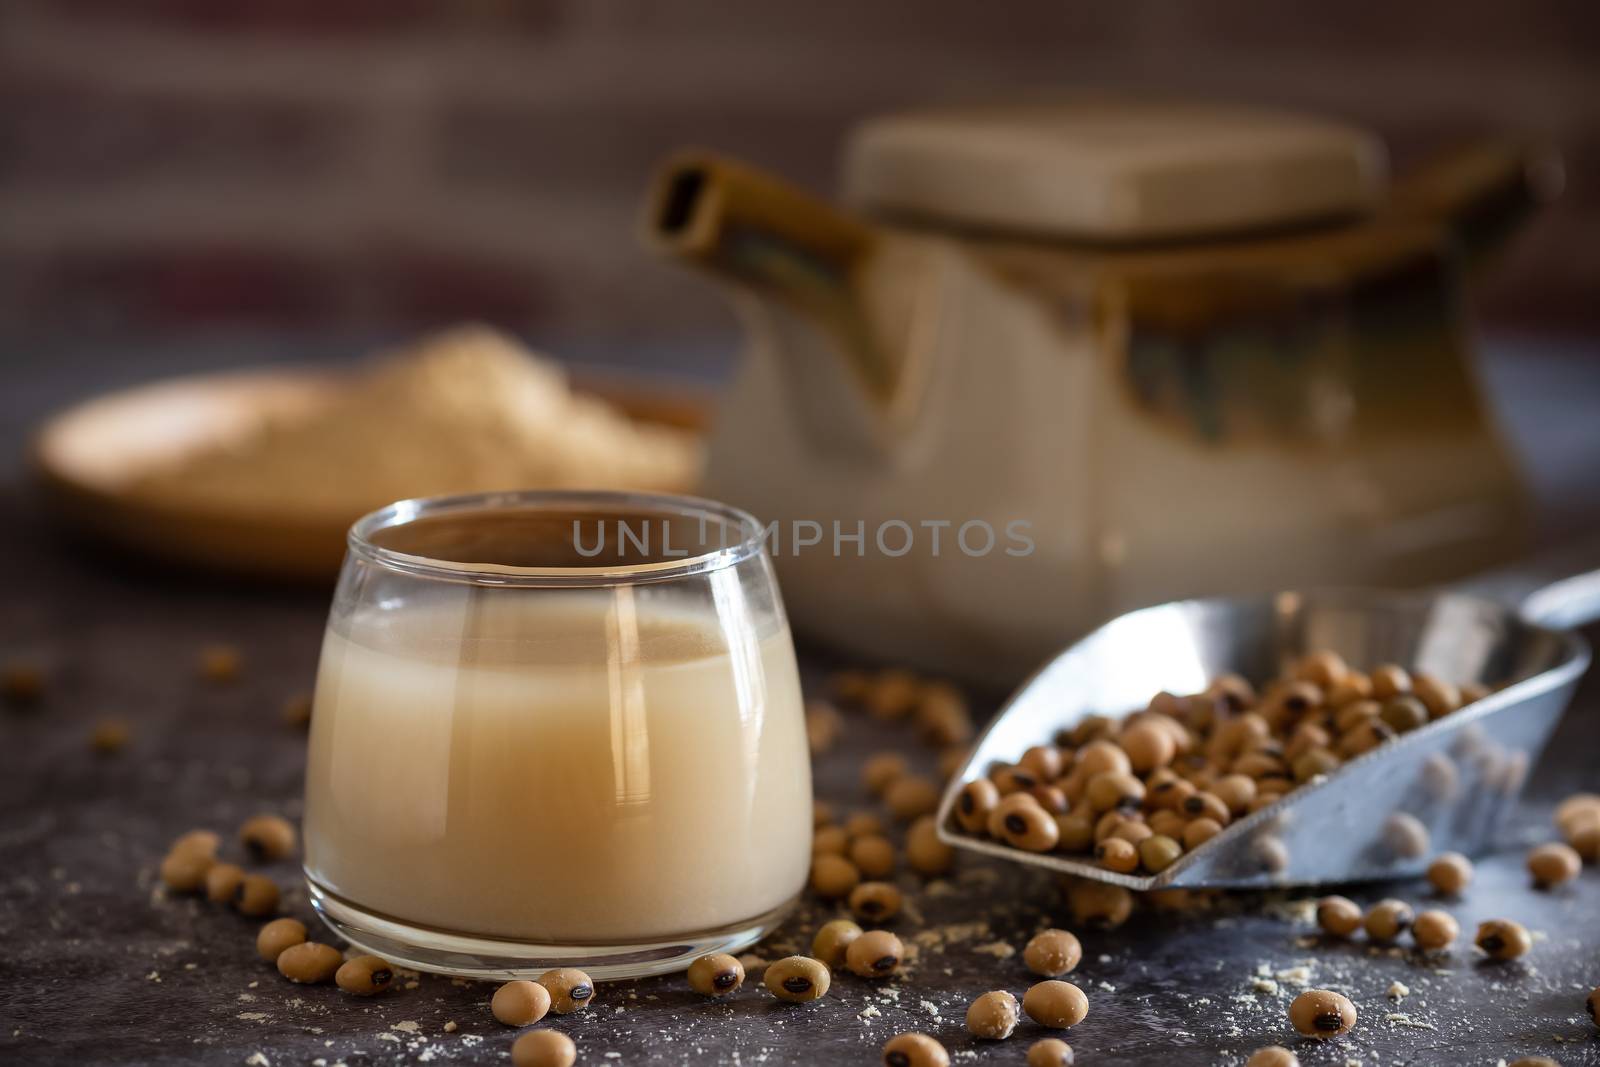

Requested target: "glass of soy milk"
[{"left": 302, "top": 490, "right": 811, "bottom": 979}]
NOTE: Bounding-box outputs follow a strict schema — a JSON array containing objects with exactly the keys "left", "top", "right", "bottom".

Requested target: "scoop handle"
[{"left": 1452, "top": 539, "right": 1600, "bottom": 629}]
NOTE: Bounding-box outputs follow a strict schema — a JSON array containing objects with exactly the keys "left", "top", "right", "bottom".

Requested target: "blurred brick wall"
[{"left": 1, "top": 0, "right": 1597, "bottom": 348}]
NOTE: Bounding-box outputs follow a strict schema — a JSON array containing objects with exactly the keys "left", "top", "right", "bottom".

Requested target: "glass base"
[{"left": 305, "top": 874, "right": 797, "bottom": 981}]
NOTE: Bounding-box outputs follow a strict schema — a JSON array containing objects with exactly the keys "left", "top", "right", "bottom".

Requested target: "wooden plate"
[{"left": 32, "top": 366, "right": 713, "bottom": 582}]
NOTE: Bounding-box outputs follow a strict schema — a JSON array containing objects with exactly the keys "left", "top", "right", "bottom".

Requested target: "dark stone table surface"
[{"left": 3, "top": 334, "right": 1600, "bottom": 1066}]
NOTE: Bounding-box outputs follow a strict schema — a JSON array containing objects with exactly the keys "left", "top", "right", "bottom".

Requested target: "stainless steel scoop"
[{"left": 936, "top": 547, "right": 1600, "bottom": 889}]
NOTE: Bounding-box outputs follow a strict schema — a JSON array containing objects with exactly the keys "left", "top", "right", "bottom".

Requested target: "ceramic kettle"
[{"left": 645, "top": 97, "right": 1555, "bottom": 683}]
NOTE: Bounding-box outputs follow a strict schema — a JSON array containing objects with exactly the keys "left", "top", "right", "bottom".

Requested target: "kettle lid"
[{"left": 843, "top": 96, "right": 1389, "bottom": 242}]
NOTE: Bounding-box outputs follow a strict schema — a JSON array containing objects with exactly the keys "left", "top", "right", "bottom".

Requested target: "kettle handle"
[{"left": 1389, "top": 138, "right": 1563, "bottom": 270}]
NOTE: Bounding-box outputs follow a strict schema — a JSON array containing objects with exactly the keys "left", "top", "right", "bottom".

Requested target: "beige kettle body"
[{"left": 647, "top": 98, "right": 1547, "bottom": 683}]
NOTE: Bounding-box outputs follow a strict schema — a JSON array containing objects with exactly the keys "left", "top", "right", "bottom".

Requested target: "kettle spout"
[{"left": 645, "top": 152, "right": 901, "bottom": 405}]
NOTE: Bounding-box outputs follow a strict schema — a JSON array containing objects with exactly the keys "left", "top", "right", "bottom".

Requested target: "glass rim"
[{"left": 347, "top": 489, "right": 768, "bottom": 588}]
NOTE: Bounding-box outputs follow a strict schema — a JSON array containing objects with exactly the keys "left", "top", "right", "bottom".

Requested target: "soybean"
[
  {"left": 159, "top": 849, "right": 214, "bottom": 893},
  {"left": 1475, "top": 919, "right": 1532, "bottom": 961},
  {"left": 1138, "top": 834, "right": 1183, "bottom": 873},
  {"left": 0, "top": 662, "right": 44, "bottom": 705},
  {"left": 849, "top": 881, "right": 902, "bottom": 923},
  {"left": 1027, "top": 1038, "right": 1077, "bottom": 1066},
  {"left": 1555, "top": 793, "right": 1600, "bottom": 836},
  {"left": 1022, "top": 929, "right": 1082, "bottom": 977},
  {"left": 1363, "top": 899, "right": 1414, "bottom": 944},
  {"left": 687, "top": 953, "right": 745, "bottom": 997},
  {"left": 1411, "top": 909, "right": 1459, "bottom": 952},
  {"left": 1379, "top": 696, "right": 1428, "bottom": 734},
  {"left": 1019, "top": 744, "right": 1066, "bottom": 781},
  {"left": 806, "top": 699, "right": 842, "bottom": 754},
  {"left": 811, "top": 854, "right": 862, "bottom": 899},
  {"left": 918, "top": 686, "right": 973, "bottom": 748},
  {"left": 906, "top": 816, "right": 954, "bottom": 876},
  {"left": 203, "top": 862, "right": 245, "bottom": 904},
  {"left": 1095, "top": 838, "right": 1138, "bottom": 873},
  {"left": 492, "top": 980, "right": 552, "bottom": 1025},
  {"left": 276, "top": 941, "right": 342, "bottom": 984},
  {"left": 866, "top": 670, "right": 920, "bottom": 720},
  {"left": 89, "top": 718, "right": 130, "bottom": 754},
  {"left": 1527, "top": 842, "right": 1581, "bottom": 888},
  {"left": 881, "top": 1032, "right": 949, "bottom": 1067},
  {"left": 1065, "top": 880, "right": 1133, "bottom": 929},
  {"left": 234, "top": 874, "right": 280, "bottom": 917},
  {"left": 849, "top": 835, "right": 897, "bottom": 879},
  {"left": 998, "top": 799, "right": 1059, "bottom": 852},
  {"left": 1412, "top": 673, "right": 1459, "bottom": 718},
  {"left": 965, "top": 990, "right": 1020, "bottom": 1040},
  {"left": 538, "top": 967, "right": 595, "bottom": 1013},
  {"left": 813, "top": 825, "right": 850, "bottom": 856},
  {"left": 1085, "top": 772, "right": 1145, "bottom": 813},
  {"left": 1120, "top": 721, "right": 1175, "bottom": 773},
  {"left": 238, "top": 814, "right": 297, "bottom": 862},
  {"left": 1288, "top": 988, "right": 1357, "bottom": 1038},
  {"left": 764, "top": 956, "right": 830, "bottom": 1002},
  {"left": 255, "top": 917, "right": 307, "bottom": 963},
  {"left": 1182, "top": 818, "right": 1224, "bottom": 851},
  {"left": 282, "top": 693, "right": 313, "bottom": 728},
  {"left": 200, "top": 644, "right": 242, "bottom": 682},
  {"left": 1426, "top": 852, "right": 1473, "bottom": 895},
  {"left": 1022, "top": 980, "right": 1089, "bottom": 1029},
  {"left": 511, "top": 1030, "right": 576, "bottom": 1067},
  {"left": 955, "top": 779, "right": 1001, "bottom": 833},
  {"left": 845, "top": 811, "right": 885, "bottom": 839},
  {"left": 812, "top": 919, "right": 863, "bottom": 968},
  {"left": 335, "top": 955, "right": 394, "bottom": 996},
  {"left": 885, "top": 775, "right": 941, "bottom": 822},
  {"left": 863, "top": 753, "right": 909, "bottom": 796},
  {"left": 845, "top": 930, "right": 903, "bottom": 978},
  {"left": 1316, "top": 896, "right": 1363, "bottom": 938},
  {"left": 169, "top": 829, "right": 220, "bottom": 858},
  {"left": 1370, "top": 664, "right": 1411, "bottom": 699},
  {"left": 831, "top": 669, "right": 873, "bottom": 704}
]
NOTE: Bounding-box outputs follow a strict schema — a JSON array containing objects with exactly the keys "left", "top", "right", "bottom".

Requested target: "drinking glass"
[{"left": 302, "top": 490, "right": 810, "bottom": 979}]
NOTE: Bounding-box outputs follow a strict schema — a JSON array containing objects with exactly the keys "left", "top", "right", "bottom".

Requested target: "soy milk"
[{"left": 303, "top": 593, "right": 810, "bottom": 942}]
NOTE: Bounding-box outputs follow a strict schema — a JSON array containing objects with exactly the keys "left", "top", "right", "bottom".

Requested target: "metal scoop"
[{"left": 936, "top": 547, "right": 1600, "bottom": 889}]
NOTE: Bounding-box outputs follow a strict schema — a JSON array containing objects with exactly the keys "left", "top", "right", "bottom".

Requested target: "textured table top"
[
  {"left": 4, "top": 488, "right": 1600, "bottom": 1067},
  {"left": 3, "top": 335, "right": 1600, "bottom": 1066}
]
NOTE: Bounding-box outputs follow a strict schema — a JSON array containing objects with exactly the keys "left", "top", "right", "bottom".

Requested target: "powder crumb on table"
[
  {"left": 1274, "top": 964, "right": 1313, "bottom": 986},
  {"left": 971, "top": 940, "right": 1015, "bottom": 959}
]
